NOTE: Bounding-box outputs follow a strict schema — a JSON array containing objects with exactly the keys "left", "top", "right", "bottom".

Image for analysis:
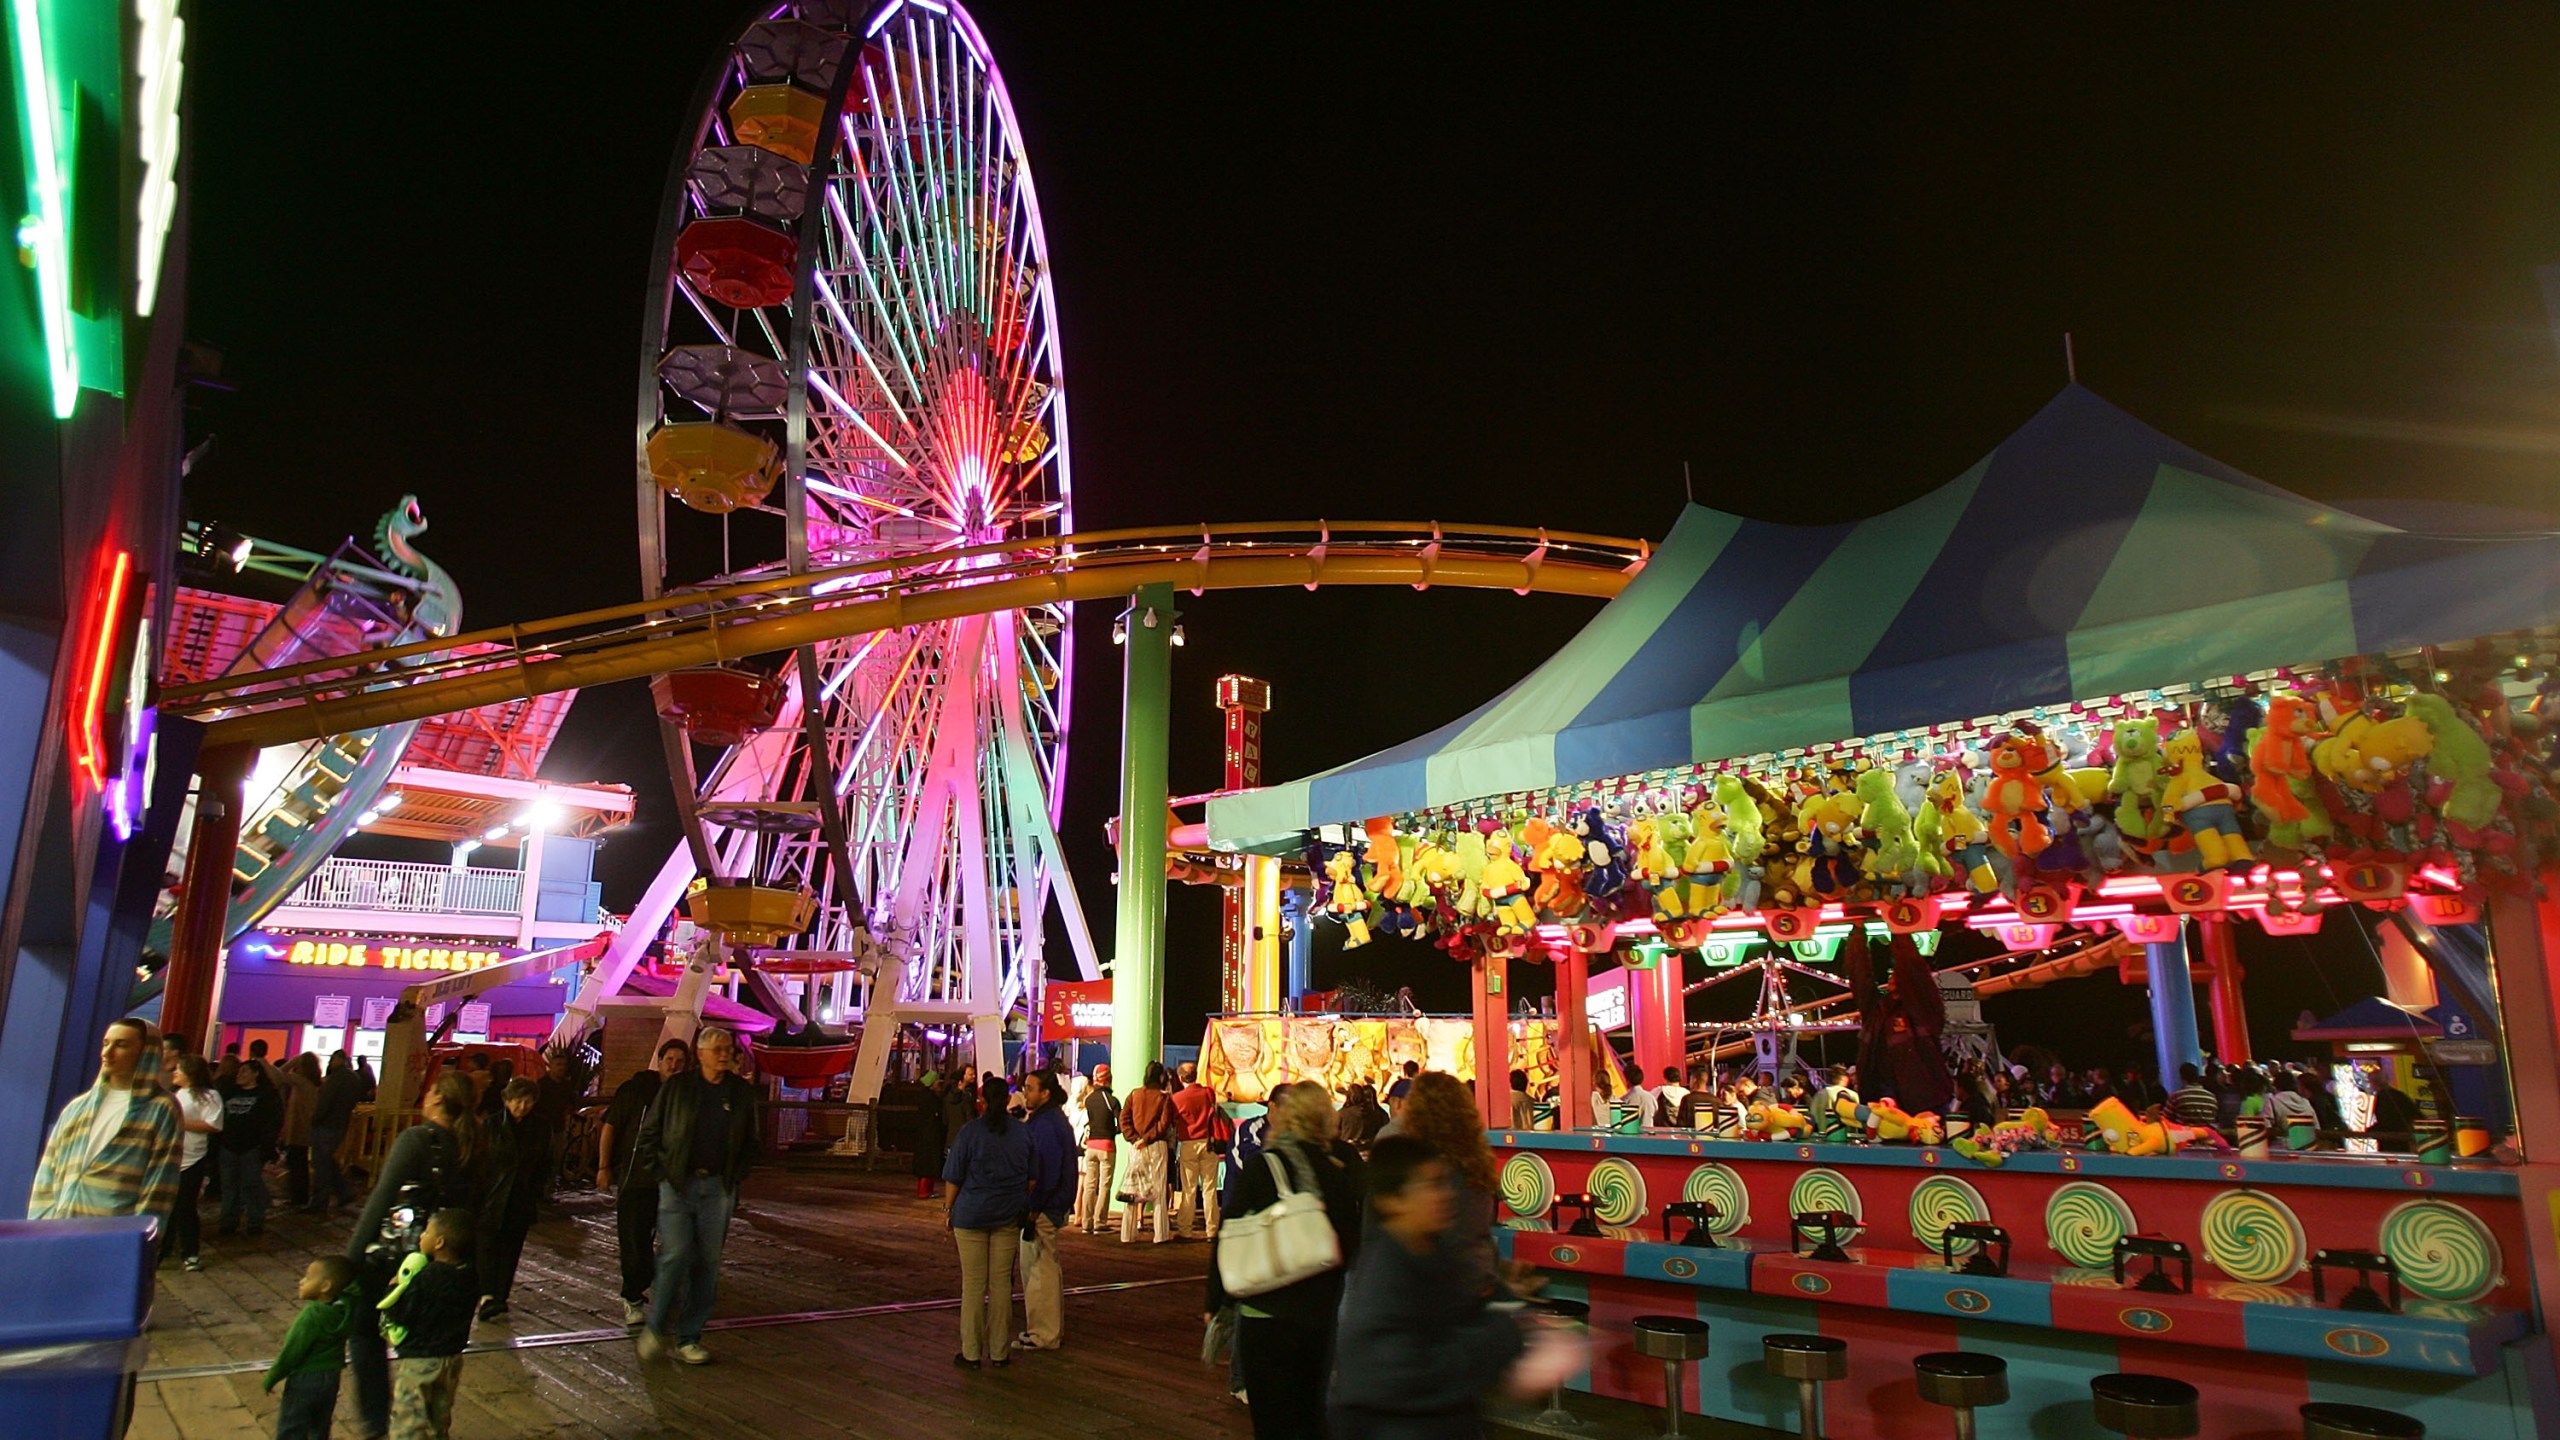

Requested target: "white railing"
[{"left": 283, "top": 858, "right": 522, "bottom": 916}]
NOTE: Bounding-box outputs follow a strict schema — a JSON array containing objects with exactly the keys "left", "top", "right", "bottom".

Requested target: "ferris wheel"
[{"left": 635, "top": 0, "right": 1094, "bottom": 1096}]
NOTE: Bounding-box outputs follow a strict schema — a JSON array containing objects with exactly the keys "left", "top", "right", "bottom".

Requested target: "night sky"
[{"left": 177, "top": 6, "right": 2560, "bottom": 1065}]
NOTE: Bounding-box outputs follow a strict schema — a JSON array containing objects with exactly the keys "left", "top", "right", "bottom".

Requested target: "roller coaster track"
[{"left": 162, "top": 522, "right": 1651, "bottom": 749}]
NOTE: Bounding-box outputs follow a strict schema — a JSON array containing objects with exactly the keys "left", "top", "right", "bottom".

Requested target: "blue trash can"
[{"left": 0, "top": 1216, "right": 157, "bottom": 1438}]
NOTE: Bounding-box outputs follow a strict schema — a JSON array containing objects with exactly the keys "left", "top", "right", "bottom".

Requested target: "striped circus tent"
[{"left": 1208, "top": 385, "right": 2560, "bottom": 851}]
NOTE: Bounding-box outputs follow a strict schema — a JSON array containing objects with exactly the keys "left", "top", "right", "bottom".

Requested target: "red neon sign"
[{"left": 68, "top": 549, "right": 133, "bottom": 793}]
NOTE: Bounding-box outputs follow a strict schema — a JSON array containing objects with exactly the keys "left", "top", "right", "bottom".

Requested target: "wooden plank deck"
[{"left": 137, "top": 1168, "right": 1249, "bottom": 1439}]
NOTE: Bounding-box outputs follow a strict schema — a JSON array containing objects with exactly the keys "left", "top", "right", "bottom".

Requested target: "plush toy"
[
  {"left": 1404, "top": 835, "right": 1455, "bottom": 915},
  {"left": 2017, "top": 723, "right": 2091, "bottom": 813},
  {"left": 1453, "top": 829, "right": 1490, "bottom": 920},
  {"left": 1534, "top": 823, "right": 1589, "bottom": 918},
  {"left": 2409, "top": 692, "right": 2501, "bottom": 830},
  {"left": 1922, "top": 769, "right": 1999, "bottom": 893},
  {"left": 1577, "top": 807, "right": 1631, "bottom": 905},
  {"left": 1480, "top": 828, "right": 1538, "bottom": 936},
  {"left": 2209, "top": 695, "right": 2264, "bottom": 783},
  {"left": 1950, "top": 1107, "right": 2057, "bottom": 1167},
  {"left": 1743, "top": 1099, "right": 1812, "bottom": 1140},
  {"left": 1630, "top": 814, "right": 1676, "bottom": 907},
  {"left": 1983, "top": 735, "right": 2052, "bottom": 860},
  {"left": 1322, "top": 850, "right": 1372, "bottom": 948},
  {"left": 1713, "top": 775, "right": 1764, "bottom": 892},
  {"left": 2314, "top": 711, "right": 2435, "bottom": 794},
  {"left": 1838, "top": 1096, "right": 1943, "bottom": 1146},
  {"left": 1855, "top": 768, "right": 1924, "bottom": 896},
  {"left": 2108, "top": 718, "right": 2166, "bottom": 840},
  {"left": 2082, "top": 1095, "right": 2223, "bottom": 1156},
  {"left": 2250, "top": 694, "right": 2321, "bottom": 825},
  {"left": 1362, "top": 816, "right": 1402, "bottom": 900},
  {"left": 1799, "top": 780, "right": 1866, "bottom": 899},
  {"left": 1891, "top": 752, "right": 1938, "bottom": 818},
  {"left": 2162, "top": 728, "right": 2253, "bottom": 871},
  {"left": 1663, "top": 804, "right": 1719, "bottom": 917}
]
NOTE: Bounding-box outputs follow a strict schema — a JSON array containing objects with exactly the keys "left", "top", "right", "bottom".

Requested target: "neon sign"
[
  {"left": 10, "top": 0, "right": 77, "bottom": 414},
  {"left": 67, "top": 549, "right": 132, "bottom": 793},
  {"left": 133, "top": 0, "right": 184, "bottom": 316},
  {"left": 285, "top": 939, "right": 507, "bottom": 973}
]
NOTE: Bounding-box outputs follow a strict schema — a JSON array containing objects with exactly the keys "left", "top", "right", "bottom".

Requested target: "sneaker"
[
  {"left": 636, "top": 1329, "right": 668, "bottom": 1364},
  {"left": 477, "top": 1299, "right": 509, "bottom": 1322},
  {"left": 622, "top": 1299, "right": 646, "bottom": 1327},
  {"left": 1014, "top": 1332, "right": 1051, "bottom": 1350},
  {"left": 675, "top": 1343, "right": 713, "bottom": 1366},
  {"left": 181, "top": 1256, "right": 202, "bottom": 1273}
]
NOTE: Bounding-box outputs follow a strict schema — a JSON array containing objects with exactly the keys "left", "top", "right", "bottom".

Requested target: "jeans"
[
  {"left": 952, "top": 1224, "right": 1021, "bottom": 1362},
  {"left": 1239, "top": 1311, "right": 1334, "bottom": 1440},
  {"left": 309, "top": 1124, "right": 350, "bottom": 1209},
  {"left": 1075, "top": 1144, "right": 1115, "bottom": 1231},
  {"left": 350, "top": 1268, "right": 393, "bottom": 1436},
  {"left": 172, "top": 1157, "right": 208, "bottom": 1260},
  {"left": 274, "top": 1368, "right": 339, "bottom": 1440},
  {"left": 1174, "top": 1139, "right": 1222, "bottom": 1235},
  {"left": 216, "top": 1148, "right": 268, "bottom": 1232},
  {"left": 1019, "top": 1213, "right": 1062, "bottom": 1347},
  {"left": 615, "top": 1181, "right": 661, "bottom": 1302},
  {"left": 648, "top": 1176, "right": 735, "bottom": 1344}
]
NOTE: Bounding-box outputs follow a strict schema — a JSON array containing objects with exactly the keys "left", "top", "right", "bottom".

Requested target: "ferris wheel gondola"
[{"left": 631, "top": 0, "right": 1095, "bottom": 1100}]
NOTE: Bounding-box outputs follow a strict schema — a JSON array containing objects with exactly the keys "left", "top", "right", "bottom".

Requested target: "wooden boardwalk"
[{"left": 136, "top": 1167, "right": 1248, "bottom": 1439}]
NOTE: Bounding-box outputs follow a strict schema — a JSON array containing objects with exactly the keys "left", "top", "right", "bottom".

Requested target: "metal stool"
[
  {"left": 1525, "top": 1298, "right": 1589, "bottom": 1428},
  {"left": 1761, "top": 1333, "right": 1847, "bottom": 1440},
  {"left": 2301, "top": 1403, "right": 2424, "bottom": 1440},
  {"left": 2092, "top": 1373, "right": 2199, "bottom": 1438},
  {"left": 1913, "top": 1351, "right": 2008, "bottom": 1440},
  {"left": 1630, "top": 1315, "right": 1710, "bottom": 1439}
]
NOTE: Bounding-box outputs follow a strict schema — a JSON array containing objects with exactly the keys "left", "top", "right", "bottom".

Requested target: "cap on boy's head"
[
  {"left": 424, "top": 1206, "right": 475, "bottom": 1251},
  {"left": 1364, "top": 1135, "right": 1442, "bottom": 1202},
  {"left": 310, "top": 1255, "right": 356, "bottom": 1295}
]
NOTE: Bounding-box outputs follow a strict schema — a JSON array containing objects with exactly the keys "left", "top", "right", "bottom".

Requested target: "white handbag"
[{"left": 1215, "top": 1149, "right": 1341, "bottom": 1298}]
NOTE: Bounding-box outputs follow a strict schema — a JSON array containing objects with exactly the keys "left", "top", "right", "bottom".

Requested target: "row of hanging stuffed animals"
[{"left": 1311, "top": 676, "right": 2559, "bottom": 951}]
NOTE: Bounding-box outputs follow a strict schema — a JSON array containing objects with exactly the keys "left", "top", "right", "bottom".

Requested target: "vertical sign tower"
[{"left": 1215, "top": 676, "right": 1273, "bottom": 1013}]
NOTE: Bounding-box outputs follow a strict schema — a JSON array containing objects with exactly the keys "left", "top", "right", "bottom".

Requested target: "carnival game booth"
[{"left": 1208, "top": 387, "right": 2560, "bottom": 1438}]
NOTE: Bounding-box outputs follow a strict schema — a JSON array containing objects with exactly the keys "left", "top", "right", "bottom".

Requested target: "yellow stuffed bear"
[
  {"left": 1323, "top": 850, "right": 1371, "bottom": 948},
  {"left": 1480, "top": 828, "right": 1538, "bottom": 936}
]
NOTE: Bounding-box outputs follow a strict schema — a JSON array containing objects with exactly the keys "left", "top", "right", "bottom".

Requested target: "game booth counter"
[{"left": 1207, "top": 387, "right": 2560, "bottom": 1437}]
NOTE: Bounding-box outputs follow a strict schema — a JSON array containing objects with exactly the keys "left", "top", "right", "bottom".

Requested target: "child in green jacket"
[{"left": 265, "top": 1257, "right": 355, "bottom": 1440}]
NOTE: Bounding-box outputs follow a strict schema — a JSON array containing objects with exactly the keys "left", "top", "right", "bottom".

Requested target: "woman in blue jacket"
[{"left": 943, "top": 1072, "right": 1033, "bottom": 1368}]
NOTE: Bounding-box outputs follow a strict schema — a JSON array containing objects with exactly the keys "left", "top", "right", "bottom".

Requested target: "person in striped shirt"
[{"left": 29, "top": 1017, "right": 181, "bottom": 1224}]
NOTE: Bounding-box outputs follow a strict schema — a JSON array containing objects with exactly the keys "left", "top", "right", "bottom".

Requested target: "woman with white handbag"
[{"left": 1205, "top": 1081, "right": 1366, "bottom": 1440}]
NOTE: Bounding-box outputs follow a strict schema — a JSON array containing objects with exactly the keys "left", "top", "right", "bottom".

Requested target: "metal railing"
[{"left": 282, "top": 858, "right": 523, "bottom": 916}]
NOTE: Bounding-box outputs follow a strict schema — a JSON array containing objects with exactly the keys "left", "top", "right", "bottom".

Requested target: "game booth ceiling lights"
[{"left": 1209, "top": 386, "right": 2560, "bottom": 948}]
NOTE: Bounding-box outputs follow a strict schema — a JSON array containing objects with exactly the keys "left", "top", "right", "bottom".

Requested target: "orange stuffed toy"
[
  {"left": 1983, "top": 734, "right": 2051, "bottom": 860},
  {"left": 2251, "top": 694, "right": 2320, "bottom": 825}
]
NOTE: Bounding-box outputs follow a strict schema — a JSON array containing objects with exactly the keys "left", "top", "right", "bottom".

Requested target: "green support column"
[{"left": 1111, "top": 585, "right": 1177, "bottom": 1099}]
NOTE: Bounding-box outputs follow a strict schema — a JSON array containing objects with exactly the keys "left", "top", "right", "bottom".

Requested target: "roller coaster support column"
[
  {"left": 1111, "top": 587, "right": 1177, "bottom": 1098},
  {"left": 2197, "top": 916, "right": 2252, "bottom": 1063},
  {"left": 2148, "top": 925, "right": 2204, "bottom": 1086},
  {"left": 162, "top": 744, "right": 251, "bottom": 1049}
]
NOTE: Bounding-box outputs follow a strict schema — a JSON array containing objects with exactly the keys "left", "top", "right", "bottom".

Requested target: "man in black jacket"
[{"left": 632, "top": 1027, "right": 760, "bottom": 1367}]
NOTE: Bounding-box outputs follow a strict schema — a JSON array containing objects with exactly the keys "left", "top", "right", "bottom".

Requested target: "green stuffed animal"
[
  {"left": 2109, "top": 717, "right": 2165, "bottom": 839},
  {"left": 1854, "top": 768, "right": 1922, "bottom": 895},
  {"left": 1454, "top": 830, "right": 1489, "bottom": 920},
  {"left": 2408, "top": 692, "right": 2500, "bottom": 829}
]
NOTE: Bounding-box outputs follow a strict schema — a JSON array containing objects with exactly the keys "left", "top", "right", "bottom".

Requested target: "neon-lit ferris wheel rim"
[{"left": 636, "top": 0, "right": 1076, "bottom": 1024}]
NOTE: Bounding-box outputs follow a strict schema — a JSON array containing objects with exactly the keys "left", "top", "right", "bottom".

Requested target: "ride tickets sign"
[{"left": 232, "top": 930, "right": 516, "bottom": 975}]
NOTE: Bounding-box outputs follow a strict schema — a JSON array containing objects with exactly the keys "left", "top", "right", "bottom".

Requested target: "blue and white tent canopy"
[{"left": 1208, "top": 386, "right": 2560, "bottom": 851}]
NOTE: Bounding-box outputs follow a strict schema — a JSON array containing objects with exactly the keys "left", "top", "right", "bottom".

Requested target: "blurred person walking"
[
  {"left": 278, "top": 1054, "right": 321, "bottom": 1209},
  {"left": 169, "top": 1054, "right": 222, "bottom": 1270},
  {"left": 597, "top": 1039, "right": 689, "bottom": 1325},
  {"left": 1205, "top": 1081, "right": 1362, "bottom": 1440},
  {"left": 216, "top": 1055, "right": 284, "bottom": 1237},
  {"left": 633, "top": 1027, "right": 760, "bottom": 1366},
  {"left": 307, "top": 1051, "right": 362, "bottom": 1214},
  {"left": 344, "top": 1073, "right": 485, "bottom": 1440}
]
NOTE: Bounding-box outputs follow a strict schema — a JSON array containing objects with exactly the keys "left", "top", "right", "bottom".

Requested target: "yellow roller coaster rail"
[{"left": 162, "top": 521, "right": 1651, "bottom": 750}]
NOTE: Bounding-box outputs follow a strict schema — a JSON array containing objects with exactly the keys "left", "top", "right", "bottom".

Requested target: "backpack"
[
  {"left": 1215, "top": 1147, "right": 1341, "bottom": 1298},
  {"left": 363, "top": 1125, "right": 466, "bottom": 1272}
]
